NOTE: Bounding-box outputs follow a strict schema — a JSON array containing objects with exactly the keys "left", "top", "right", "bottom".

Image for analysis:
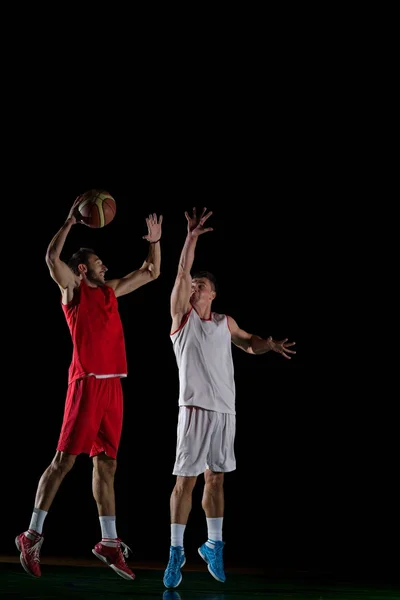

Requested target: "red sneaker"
[
  {"left": 15, "top": 531, "right": 44, "bottom": 577},
  {"left": 92, "top": 539, "right": 135, "bottom": 580}
]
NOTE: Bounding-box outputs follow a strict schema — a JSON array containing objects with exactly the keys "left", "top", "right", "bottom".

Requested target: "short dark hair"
[
  {"left": 68, "top": 248, "right": 96, "bottom": 275},
  {"left": 192, "top": 270, "right": 217, "bottom": 293}
]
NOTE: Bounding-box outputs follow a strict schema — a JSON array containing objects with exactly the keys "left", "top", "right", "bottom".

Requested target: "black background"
[{"left": 1, "top": 26, "right": 396, "bottom": 577}]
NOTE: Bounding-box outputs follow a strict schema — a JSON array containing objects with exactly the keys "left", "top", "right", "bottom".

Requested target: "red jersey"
[{"left": 62, "top": 280, "right": 127, "bottom": 383}]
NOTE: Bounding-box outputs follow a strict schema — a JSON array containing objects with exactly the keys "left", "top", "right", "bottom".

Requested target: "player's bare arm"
[
  {"left": 45, "top": 197, "right": 82, "bottom": 302},
  {"left": 106, "top": 213, "right": 162, "bottom": 298},
  {"left": 170, "top": 207, "right": 213, "bottom": 333},
  {"left": 228, "top": 316, "right": 296, "bottom": 359}
]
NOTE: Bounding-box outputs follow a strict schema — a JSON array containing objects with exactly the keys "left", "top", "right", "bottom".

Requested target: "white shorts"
[{"left": 173, "top": 406, "right": 236, "bottom": 477}]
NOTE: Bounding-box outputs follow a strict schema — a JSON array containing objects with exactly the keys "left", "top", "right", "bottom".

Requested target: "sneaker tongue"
[{"left": 171, "top": 549, "right": 181, "bottom": 565}]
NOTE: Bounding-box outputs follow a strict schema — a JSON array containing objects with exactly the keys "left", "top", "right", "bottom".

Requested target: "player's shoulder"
[
  {"left": 104, "top": 282, "right": 118, "bottom": 298},
  {"left": 223, "top": 314, "right": 239, "bottom": 329}
]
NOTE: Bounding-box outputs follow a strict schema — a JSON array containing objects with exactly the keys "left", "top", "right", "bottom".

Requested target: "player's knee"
[
  {"left": 51, "top": 452, "right": 76, "bottom": 475},
  {"left": 205, "top": 471, "right": 224, "bottom": 490},
  {"left": 174, "top": 475, "right": 197, "bottom": 496},
  {"left": 93, "top": 455, "right": 117, "bottom": 479}
]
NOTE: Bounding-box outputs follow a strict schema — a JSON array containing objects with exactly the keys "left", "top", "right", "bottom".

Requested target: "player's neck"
[
  {"left": 192, "top": 302, "right": 212, "bottom": 320},
  {"left": 83, "top": 276, "right": 101, "bottom": 288}
]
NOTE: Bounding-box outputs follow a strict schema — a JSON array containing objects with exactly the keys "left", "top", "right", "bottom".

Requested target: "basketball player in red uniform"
[{"left": 16, "top": 196, "right": 162, "bottom": 580}]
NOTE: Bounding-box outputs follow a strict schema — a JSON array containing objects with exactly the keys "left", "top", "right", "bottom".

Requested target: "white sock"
[
  {"left": 171, "top": 523, "right": 186, "bottom": 548},
  {"left": 206, "top": 517, "right": 223, "bottom": 547},
  {"left": 99, "top": 516, "right": 118, "bottom": 546},
  {"left": 27, "top": 508, "right": 48, "bottom": 535}
]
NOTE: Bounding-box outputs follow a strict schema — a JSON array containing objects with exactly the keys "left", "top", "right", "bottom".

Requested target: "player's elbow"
[
  {"left": 46, "top": 244, "right": 62, "bottom": 266},
  {"left": 45, "top": 251, "right": 56, "bottom": 268},
  {"left": 148, "top": 262, "right": 160, "bottom": 280}
]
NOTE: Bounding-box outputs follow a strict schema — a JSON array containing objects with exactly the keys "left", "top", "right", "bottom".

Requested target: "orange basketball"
[{"left": 78, "top": 190, "right": 116, "bottom": 228}]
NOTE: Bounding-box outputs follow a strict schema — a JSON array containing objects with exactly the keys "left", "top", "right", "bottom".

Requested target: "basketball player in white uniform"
[{"left": 163, "top": 208, "right": 296, "bottom": 589}]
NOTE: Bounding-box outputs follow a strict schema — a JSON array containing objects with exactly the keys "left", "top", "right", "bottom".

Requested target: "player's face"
[
  {"left": 86, "top": 254, "right": 108, "bottom": 285},
  {"left": 190, "top": 278, "right": 215, "bottom": 305}
]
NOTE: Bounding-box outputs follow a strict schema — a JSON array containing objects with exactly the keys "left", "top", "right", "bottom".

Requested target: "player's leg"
[
  {"left": 199, "top": 470, "right": 226, "bottom": 581},
  {"left": 35, "top": 451, "right": 77, "bottom": 512},
  {"left": 163, "top": 474, "right": 197, "bottom": 589},
  {"left": 170, "top": 475, "right": 198, "bottom": 528},
  {"left": 202, "top": 469, "right": 225, "bottom": 523},
  {"left": 15, "top": 450, "right": 77, "bottom": 577},
  {"left": 90, "top": 378, "right": 134, "bottom": 581},
  {"left": 198, "top": 412, "right": 236, "bottom": 583},
  {"left": 92, "top": 452, "right": 117, "bottom": 516},
  {"left": 164, "top": 407, "right": 211, "bottom": 589},
  {"left": 16, "top": 377, "right": 102, "bottom": 577}
]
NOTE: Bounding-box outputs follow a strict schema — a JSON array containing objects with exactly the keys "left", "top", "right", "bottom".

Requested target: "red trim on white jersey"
[
  {"left": 170, "top": 307, "right": 193, "bottom": 336},
  {"left": 194, "top": 307, "right": 212, "bottom": 321}
]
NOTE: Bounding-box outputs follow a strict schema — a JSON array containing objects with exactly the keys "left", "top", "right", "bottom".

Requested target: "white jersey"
[{"left": 170, "top": 307, "right": 236, "bottom": 415}]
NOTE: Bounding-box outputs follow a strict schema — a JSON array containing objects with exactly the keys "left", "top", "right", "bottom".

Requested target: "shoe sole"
[
  {"left": 15, "top": 537, "right": 40, "bottom": 578},
  {"left": 198, "top": 547, "right": 225, "bottom": 583},
  {"left": 163, "top": 556, "right": 186, "bottom": 588},
  {"left": 92, "top": 549, "right": 135, "bottom": 580}
]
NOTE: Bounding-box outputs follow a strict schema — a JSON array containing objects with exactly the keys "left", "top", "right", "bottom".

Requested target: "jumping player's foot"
[
  {"left": 92, "top": 539, "right": 135, "bottom": 580},
  {"left": 198, "top": 540, "right": 226, "bottom": 582},
  {"left": 15, "top": 530, "right": 44, "bottom": 577},
  {"left": 163, "top": 546, "right": 186, "bottom": 588}
]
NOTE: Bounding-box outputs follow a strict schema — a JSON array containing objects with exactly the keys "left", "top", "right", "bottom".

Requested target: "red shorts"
[{"left": 57, "top": 376, "right": 123, "bottom": 459}]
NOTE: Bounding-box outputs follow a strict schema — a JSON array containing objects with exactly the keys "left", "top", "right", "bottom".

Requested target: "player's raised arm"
[
  {"left": 106, "top": 213, "right": 162, "bottom": 298},
  {"left": 45, "top": 196, "right": 82, "bottom": 293},
  {"left": 170, "top": 207, "right": 213, "bottom": 332}
]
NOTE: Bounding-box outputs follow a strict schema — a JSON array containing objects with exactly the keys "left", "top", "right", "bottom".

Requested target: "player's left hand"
[
  {"left": 67, "top": 195, "right": 84, "bottom": 225},
  {"left": 268, "top": 337, "right": 296, "bottom": 359},
  {"left": 143, "top": 213, "right": 163, "bottom": 242}
]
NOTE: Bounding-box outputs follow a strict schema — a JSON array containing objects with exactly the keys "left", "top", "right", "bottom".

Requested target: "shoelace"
[
  {"left": 28, "top": 537, "right": 44, "bottom": 563},
  {"left": 210, "top": 543, "right": 224, "bottom": 567},
  {"left": 115, "top": 539, "right": 132, "bottom": 561}
]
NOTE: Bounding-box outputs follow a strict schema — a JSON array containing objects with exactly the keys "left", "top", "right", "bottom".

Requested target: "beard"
[{"left": 86, "top": 268, "right": 105, "bottom": 286}]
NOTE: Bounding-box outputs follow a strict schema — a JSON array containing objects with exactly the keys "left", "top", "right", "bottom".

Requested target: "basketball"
[{"left": 77, "top": 190, "right": 116, "bottom": 228}]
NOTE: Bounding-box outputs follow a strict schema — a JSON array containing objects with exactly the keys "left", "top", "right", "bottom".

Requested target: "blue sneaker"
[
  {"left": 198, "top": 540, "right": 226, "bottom": 582},
  {"left": 163, "top": 546, "right": 186, "bottom": 588}
]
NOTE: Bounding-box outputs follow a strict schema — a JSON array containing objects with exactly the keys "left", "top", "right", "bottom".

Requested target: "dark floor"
[{"left": 1, "top": 557, "right": 400, "bottom": 600}]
